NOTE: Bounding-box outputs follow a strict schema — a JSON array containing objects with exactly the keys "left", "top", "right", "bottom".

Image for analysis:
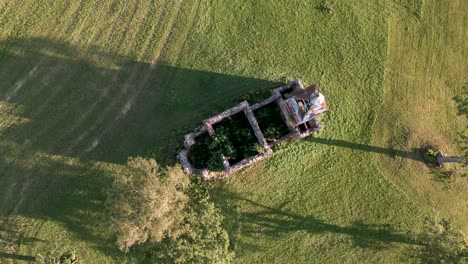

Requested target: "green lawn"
[{"left": 0, "top": 0, "right": 466, "bottom": 263}]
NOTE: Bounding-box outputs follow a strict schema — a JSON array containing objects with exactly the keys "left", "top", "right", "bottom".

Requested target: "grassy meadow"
[{"left": 0, "top": 0, "right": 466, "bottom": 263}]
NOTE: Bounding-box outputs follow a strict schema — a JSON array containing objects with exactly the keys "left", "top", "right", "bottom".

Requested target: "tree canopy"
[
  {"left": 105, "top": 157, "right": 233, "bottom": 263},
  {"left": 105, "top": 157, "right": 190, "bottom": 252}
]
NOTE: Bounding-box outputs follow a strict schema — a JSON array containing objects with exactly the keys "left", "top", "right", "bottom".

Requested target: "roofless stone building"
[{"left": 178, "top": 79, "right": 329, "bottom": 180}]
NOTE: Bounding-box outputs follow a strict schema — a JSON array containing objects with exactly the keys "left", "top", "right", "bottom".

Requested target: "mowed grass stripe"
[
  {"left": 62, "top": 0, "right": 185, "bottom": 155},
  {"left": 49, "top": 0, "right": 147, "bottom": 140},
  {"left": 0, "top": 68, "right": 83, "bottom": 159},
  {"left": 0, "top": 0, "right": 39, "bottom": 36},
  {"left": 83, "top": 1, "right": 138, "bottom": 56},
  {"left": 47, "top": 1, "right": 143, "bottom": 140},
  {"left": 2, "top": 0, "right": 174, "bottom": 157},
  {"left": 114, "top": 0, "right": 151, "bottom": 57},
  {"left": 0, "top": 60, "right": 66, "bottom": 138},
  {"left": 94, "top": 1, "right": 137, "bottom": 58},
  {"left": 78, "top": 0, "right": 191, "bottom": 155},
  {"left": 157, "top": 0, "right": 201, "bottom": 65},
  {"left": 129, "top": 0, "right": 168, "bottom": 59}
]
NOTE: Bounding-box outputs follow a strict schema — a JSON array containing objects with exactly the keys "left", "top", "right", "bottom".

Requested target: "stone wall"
[{"left": 178, "top": 79, "right": 321, "bottom": 180}]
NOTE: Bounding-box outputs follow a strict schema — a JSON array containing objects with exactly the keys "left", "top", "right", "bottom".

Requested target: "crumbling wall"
[{"left": 178, "top": 79, "right": 321, "bottom": 180}]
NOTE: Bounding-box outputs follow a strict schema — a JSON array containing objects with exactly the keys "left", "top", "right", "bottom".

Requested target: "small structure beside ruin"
[{"left": 178, "top": 79, "right": 329, "bottom": 180}]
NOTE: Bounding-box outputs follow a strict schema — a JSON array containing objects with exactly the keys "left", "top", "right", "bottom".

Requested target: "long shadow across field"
[
  {"left": 0, "top": 37, "right": 281, "bottom": 165},
  {"left": 213, "top": 190, "right": 420, "bottom": 258},
  {"left": 307, "top": 137, "right": 423, "bottom": 162},
  {"left": 0, "top": 252, "right": 35, "bottom": 262},
  {"left": 0, "top": 139, "right": 126, "bottom": 261},
  {"left": 0, "top": 224, "right": 43, "bottom": 261},
  {"left": 0, "top": 37, "right": 281, "bottom": 261}
]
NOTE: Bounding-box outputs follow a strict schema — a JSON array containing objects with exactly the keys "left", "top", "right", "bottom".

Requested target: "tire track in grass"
[
  {"left": 64, "top": 0, "right": 184, "bottom": 156},
  {"left": 5, "top": 2, "right": 98, "bottom": 121},
  {"left": 0, "top": 63, "right": 69, "bottom": 139},
  {"left": 62, "top": 0, "right": 172, "bottom": 155},
  {"left": 0, "top": 0, "right": 86, "bottom": 109},
  {"left": 0, "top": 0, "right": 103, "bottom": 223},
  {"left": 52, "top": 1, "right": 138, "bottom": 139},
  {"left": 4, "top": 1, "right": 124, "bottom": 150},
  {"left": 81, "top": 0, "right": 189, "bottom": 155},
  {"left": 26, "top": 0, "right": 134, "bottom": 124},
  {"left": 60, "top": 0, "right": 162, "bottom": 140},
  {"left": 0, "top": 0, "right": 129, "bottom": 256},
  {"left": 16, "top": 60, "right": 68, "bottom": 102},
  {"left": 3, "top": 62, "right": 41, "bottom": 102}
]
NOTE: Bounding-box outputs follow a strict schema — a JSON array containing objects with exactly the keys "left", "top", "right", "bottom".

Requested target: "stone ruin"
[{"left": 178, "top": 79, "right": 328, "bottom": 180}]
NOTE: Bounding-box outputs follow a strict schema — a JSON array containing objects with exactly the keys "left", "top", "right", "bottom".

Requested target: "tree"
[
  {"left": 149, "top": 177, "right": 234, "bottom": 264},
  {"left": 105, "top": 157, "right": 190, "bottom": 252}
]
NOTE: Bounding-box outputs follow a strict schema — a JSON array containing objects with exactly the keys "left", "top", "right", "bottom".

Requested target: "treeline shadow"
[
  {"left": 212, "top": 189, "right": 420, "bottom": 258},
  {"left": 0, "top": 224, "right": 46, "bottom": 262},
  {"left": 306, "top": 137, "right": 423, "bottom": 162},
  {"left": 0, "top": 140, "right": 131, "bottom": 262},
  {"left": 0, "top": 37, "right": 281, "bottom": 165}
]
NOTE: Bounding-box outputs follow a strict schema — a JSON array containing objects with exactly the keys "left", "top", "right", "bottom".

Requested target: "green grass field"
[{"left": 0, "top": 0, "right": 466, "bottom": 263}]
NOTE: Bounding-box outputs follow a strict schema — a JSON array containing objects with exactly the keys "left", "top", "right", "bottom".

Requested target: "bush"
[
  {"left": 422, "top": 147, "right": 439, "bottom": 167},
  {"left": 254, "top": 103, "right": 289, "bottom": 142},
  {"left": 213, "top": 114, "right": 260, "bottom": 163},
  {"left": 188, "top": 114, "right": 261, "bottom": 170},
  {"left": 187, "top": 134, "right": 211, "bottom": 169},
  {"left": 317, "top": 1, "right": 334, "bottom": 14},
  {"left": 207, "top": 128, "right": 237, "bottom": 171}
]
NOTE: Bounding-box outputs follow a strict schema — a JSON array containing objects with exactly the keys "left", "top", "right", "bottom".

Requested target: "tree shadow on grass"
[
  {"left": 306, "top": 137, "right": 424, "bottom": 162},
  {"left": 453, "top": 83, "right": 468, "bottom": 120},
  {"left": 0, "top": 37, "right": 281, "bottom": 166},
  {"left": 0, "top": 252, "right": 35, "bottom": 262},
  {"left": 0, "top": 223, "right": 47, "bottom": 262},
  {"left": 212, "top": 189, "right": 420, "bottom": 258},
  {"left": 0, "top": 140, "right": 132, "bottom": 262},
  {"left": 453, "top": 83, "right": 468, "bottom": 157}
]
